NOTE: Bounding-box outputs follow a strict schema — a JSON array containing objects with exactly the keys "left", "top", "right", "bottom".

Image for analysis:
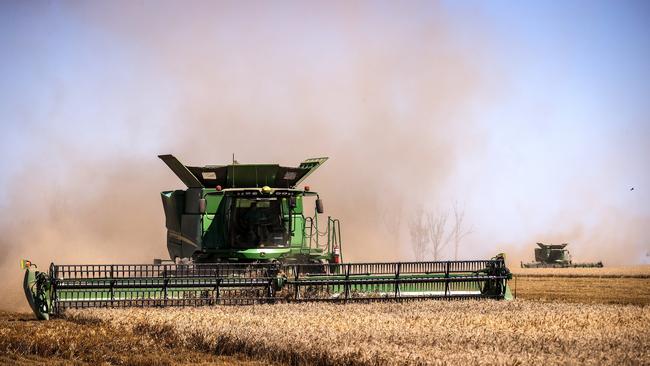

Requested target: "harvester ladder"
[{"left": 303, "top": 216, "right": 343, "bottom": 257}]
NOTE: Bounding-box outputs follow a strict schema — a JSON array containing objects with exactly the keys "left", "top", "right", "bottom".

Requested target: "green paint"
[{"left": 22, "top": 267, "right": 50, "bottom": 320}]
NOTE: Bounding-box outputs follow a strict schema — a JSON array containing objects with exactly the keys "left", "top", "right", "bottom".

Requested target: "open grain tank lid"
[
  {"left": 536, "top": 242, "right": 568, "bottom": 249},
  {"left": 159, "top": 154, "right": 328, "bottom": 189}
]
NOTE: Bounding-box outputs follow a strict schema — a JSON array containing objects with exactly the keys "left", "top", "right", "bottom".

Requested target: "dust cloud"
[
  {"left": 0, "top": 2, "right": 490, "bottom": 311},
  {"left": 1, "top": 2, "right": 648, "bottom": 312}
]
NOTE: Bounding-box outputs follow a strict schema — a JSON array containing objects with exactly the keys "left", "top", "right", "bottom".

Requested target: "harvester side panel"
[
  {"left": 161, "top": 191, "right": 184, "bottom": 232},
  {"left": 202, "top": 194, "right": 227, "bottom": 250},
  {"left": 184, "top": 188, "right": 203, "bottom": 214},
  {"left": 180, "top": 215, "right": 201, "bottom": 257}
]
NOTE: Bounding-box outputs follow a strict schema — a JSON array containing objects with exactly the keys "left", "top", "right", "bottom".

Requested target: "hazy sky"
[{"left": 0, "top": 1, "right": 648, "bottom": 269}]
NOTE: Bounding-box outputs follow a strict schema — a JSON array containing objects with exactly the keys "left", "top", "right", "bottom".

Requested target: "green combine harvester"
[
  {"left": 521, "top": 243, "right": 603, "bottom": 268},
  {"left": 22, "top": 155, "right": 512, "bottom": 320}
]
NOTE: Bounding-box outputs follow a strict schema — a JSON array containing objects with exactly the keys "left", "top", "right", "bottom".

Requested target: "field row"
[
  {"left": 512, "top": 276, "right": 650, "bottom": 305},
  {"left": 511, "top": 265, "right": 650, "bottom": 278},
  {"left": 66, "top": 300, "right": 650, "bottom": 365}
]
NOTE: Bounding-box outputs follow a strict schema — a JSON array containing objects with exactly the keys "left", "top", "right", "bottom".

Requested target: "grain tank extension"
[{"left": 22, "top": 155, "right": 512, "bottom": 320}]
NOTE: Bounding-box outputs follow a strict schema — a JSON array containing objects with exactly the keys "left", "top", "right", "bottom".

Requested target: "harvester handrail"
[
  {"left": 304, "top": 215, "right": 341, "bottom": 253},
  {"left": 328, "top": 217, "right": 342, "bottom": 259}
]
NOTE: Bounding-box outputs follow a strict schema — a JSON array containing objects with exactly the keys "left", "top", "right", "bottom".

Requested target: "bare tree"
[
  {"left": 409, "top": 204, "right": 473, "bottom": 261},
  {"left": 408, "top": 207, "right": 429, "bottom": 261},
  {"left": 449, "top": 202, "right": 473, "bottom": 260},
  {"left": 426, "top": 210, "right": 450, "bottom": 261}
]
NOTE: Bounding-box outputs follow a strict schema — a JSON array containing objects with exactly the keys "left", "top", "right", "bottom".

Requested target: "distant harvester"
[{"left": 521, "top": 243, "right": 603, "bottom": 268}]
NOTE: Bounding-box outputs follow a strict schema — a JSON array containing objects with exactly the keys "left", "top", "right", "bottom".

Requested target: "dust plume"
[
  {"left": 0, "top": 1, "right": 491, "bottom": 311},
  {"left": 2, "top": 1, "right": 648, "bottom": 312}
]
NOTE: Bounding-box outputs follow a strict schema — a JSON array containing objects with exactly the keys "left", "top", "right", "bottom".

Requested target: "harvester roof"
[
  {"left": 159, "top": 155, "right": 328, "bottom": 189},
  {"left": 536, "top": 242, "right": 568, "bottom": 249}
]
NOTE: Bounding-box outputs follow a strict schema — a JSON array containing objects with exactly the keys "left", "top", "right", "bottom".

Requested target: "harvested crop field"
[
  {"left": 3, "top": 265, "right": 649, "bottom": 365},
  {"left": 0, "top": 311, "right": 267, "bottom": 366},
  {"left": 512, "top": 276, "right": 650, "bottom": 305},
  {"left": 511, "top": 265, "right": 650, "bottom": 305},
  {"left": 511, "top": 265, "right": 650, "bottom": 278},
  {"left": 62, "top": 300, "right": 650, "bottom": 366}
]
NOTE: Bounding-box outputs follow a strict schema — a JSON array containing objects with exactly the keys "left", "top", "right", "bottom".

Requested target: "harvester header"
[{"left": 22, "top": 155, "right": 512, "bottom": 320}]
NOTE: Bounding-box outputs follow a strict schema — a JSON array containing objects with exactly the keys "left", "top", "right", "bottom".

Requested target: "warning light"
[
  {"left": 20, "top": 259, "right": 32, "bottom": 270},
  {"left": 304, "top": 186, "right": 310, "bottom": 192}
]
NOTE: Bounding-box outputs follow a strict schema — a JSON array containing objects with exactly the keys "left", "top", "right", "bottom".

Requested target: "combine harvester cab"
[{"left": 22, "top": 155, "right": 512, "bottom": 319}]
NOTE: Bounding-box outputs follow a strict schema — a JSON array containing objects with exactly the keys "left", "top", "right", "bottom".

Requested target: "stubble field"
[
  {"left": 67, "top": 300, "right": 650, "bottom": 365},
  {"left": 511, "top": 265, "right": 650, "bottom": 278},
  {"left": 511, "top": 265, "right": 650, "bottom": 305},
  {"left": 1, "top": 265, "right": 649, "bottom": 365}
]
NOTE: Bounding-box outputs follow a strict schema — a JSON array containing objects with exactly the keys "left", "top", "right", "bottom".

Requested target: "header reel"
[{"left": 22, "top": 255, "right": 511, "bottom": 319}]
